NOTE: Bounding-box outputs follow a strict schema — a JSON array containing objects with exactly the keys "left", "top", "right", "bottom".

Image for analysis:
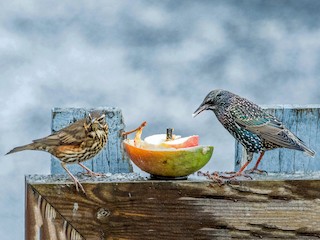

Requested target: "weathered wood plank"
[
  {"left": 26, "top": 174, "right": 320, "bottom": 240},
  {"left": 25, "top": 182, "right": 84, "bottom": 240},
  {"left": 235, "top": 105, "right": 319, "bottom": 173},
  {"left": 51, "top": 107, "right": 133, "bottom": 175}
]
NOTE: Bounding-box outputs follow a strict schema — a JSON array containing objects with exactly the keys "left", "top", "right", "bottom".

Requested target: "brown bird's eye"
[{"left": 97, "top": 114, "right": 106, "bottom": 124}]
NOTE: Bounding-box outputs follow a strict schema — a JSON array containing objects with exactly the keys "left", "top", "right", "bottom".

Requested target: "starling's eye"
[
  {"left": 215, "top": 93, "right": 223, "bottom": 102},
  {"left": 205, "top": 99, "right": 212, "bottom": 105}
]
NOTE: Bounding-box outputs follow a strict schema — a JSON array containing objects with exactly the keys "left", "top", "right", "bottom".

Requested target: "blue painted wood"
[
  {"left": 51, "top": 107, "right": 133, "bottom": 174},
  {"left": 235, "top": 105, "right": 319, "bottom": 173}
]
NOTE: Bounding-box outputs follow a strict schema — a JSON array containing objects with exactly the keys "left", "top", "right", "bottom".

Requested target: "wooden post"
[
  {"left": 235, "top": 105, "right": 319, "bottom": 173},
  {"left": 51, "top": 107, "right": 133, "bottom": 174}
]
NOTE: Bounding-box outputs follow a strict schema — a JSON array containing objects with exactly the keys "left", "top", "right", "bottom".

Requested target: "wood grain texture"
[
  {"left": 26, "top": 183, "right": 83, "bottom": 240},
  {"left": 51, "top": 107, "right": 133, "bottom": 175},
  {"left": 235, "top": 105, "right": 319, "bottom": 173},
  {"left": 27, "top": 176, "right": 320, "bottom": 240}
]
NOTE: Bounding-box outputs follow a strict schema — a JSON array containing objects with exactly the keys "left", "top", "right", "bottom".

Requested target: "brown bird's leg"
[
  {"left": 61, "top": 162, "right": 85, "bottom": 193},
  {"left": 78, "top": 162, "right": 103, "bottom": 176},
  {"left": 245, "top": 151, "right": 267, "bottom": 174}
]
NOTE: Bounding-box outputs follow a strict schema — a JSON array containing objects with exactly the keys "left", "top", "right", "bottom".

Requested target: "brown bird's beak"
[{"left": 192, "top": 104, "right": 210, "bottom": 118}]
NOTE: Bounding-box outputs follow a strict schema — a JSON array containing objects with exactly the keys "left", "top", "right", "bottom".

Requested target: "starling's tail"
[
  {"left": 289, "top": 134, "right": 316, "bottom": 157},
  {"left": 299, "top": 142, "right": 316, "bottom": 157},
  {"left": 261, "top": 126, "right": 316, "bottom": 158},
  {"left": 6, "top": 143, "right": 39, "bottom": 155}
]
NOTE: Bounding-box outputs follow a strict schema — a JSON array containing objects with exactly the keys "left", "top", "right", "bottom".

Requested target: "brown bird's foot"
[
  {"left": 65, "top": 171, "right": 86, "bottom": 193},
  {"left": 78, "top": 163, "right": 104, "bottom": 177},
  {"left": 73, "top": 178, "right": 86, "bottom": 193},
  {"left": 244, "top": 168, "right": 268, "bottom": 175},
  {"left": 61, "top": 163, "right": 86, "bottom": 194},
  {"left": 84, "top": 170, "right": 104, "bottom": 177},
  {"left": 83, "top": 170, "right": 104, "bottom": 177},
  {"left": 85, "top": 172, "right": 104, "bottom": 177},
  {"left": 83, "top": 168, "right": 104, "bottom": 177}
]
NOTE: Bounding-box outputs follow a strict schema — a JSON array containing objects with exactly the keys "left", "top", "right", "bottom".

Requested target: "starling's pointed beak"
[{"left": 192, "top": 104, "right": 210, "bottom": 118}]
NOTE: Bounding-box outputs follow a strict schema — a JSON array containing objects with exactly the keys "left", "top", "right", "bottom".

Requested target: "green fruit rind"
[{"left": 124, "top": 140, "right": 214, "bottom": 177}]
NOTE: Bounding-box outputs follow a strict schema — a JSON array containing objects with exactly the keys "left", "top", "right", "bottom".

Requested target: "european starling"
[
  {"left": 193, "top": 89, "right": 315, "bottom": 177},
  {"left": 7, "top": 113, "right": 109, "bottom": 193}
]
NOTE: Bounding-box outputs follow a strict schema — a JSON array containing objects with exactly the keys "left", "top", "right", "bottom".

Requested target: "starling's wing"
[
  {"left": 229, "top": 102, "right": 305, "bottom": 151},
  {"left": 33, "top": 118, "right": 87, "bottom": 146}
]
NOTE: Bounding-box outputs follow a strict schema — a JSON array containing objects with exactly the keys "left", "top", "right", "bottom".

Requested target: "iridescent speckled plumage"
[{"left": 193, "top": 89, "right": 315, "bottom": 176}]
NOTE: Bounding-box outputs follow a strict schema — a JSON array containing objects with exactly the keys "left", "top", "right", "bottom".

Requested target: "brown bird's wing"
[{"left": 33, "top": 118, "right": 88, "bottom": 146}]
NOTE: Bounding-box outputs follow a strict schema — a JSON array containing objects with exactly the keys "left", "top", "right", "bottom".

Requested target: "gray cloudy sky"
[{"left": 1, "top": 0, "right": 320, "bottom": 238}]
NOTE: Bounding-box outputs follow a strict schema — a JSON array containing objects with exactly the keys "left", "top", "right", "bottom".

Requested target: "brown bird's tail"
[{"left": 6, "top": 143, "right": 42, "bottom": 155}]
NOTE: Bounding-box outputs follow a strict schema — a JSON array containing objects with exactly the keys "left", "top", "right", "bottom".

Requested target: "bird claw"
[
  {"left": 73, "top": 179, "right": 86, "bottom": 194},
  {"left": 198, "top": 169, "right": 255, "bottom": 185},
  {"left": 219, "top": 172, "right": 253, "bottom": 180},
  {"left": 224, "top": 171, "right": 237, "bottom": 174},
  {"left": 78, "top": 163, "right": 104, "bottom": 177},
  {"left": 83, "top": 170, "right": 104, "bottom": 177},
  {"left": 197, "top": 171, "right": 231, "bottom": 186},
  {"left": 244, "top": 168, "right": 268, "bottom": 175}
]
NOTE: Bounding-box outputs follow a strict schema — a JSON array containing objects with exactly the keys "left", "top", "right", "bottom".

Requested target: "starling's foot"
[
  {"left": 219, "top": 171, "right": 253, "bottom": 180},
  {"left": 197, "top": 171, "right": 226, "bottom": 185},
  {"left": 224, "top": 171, "right": 237, "bottom": 174},
  {"left": 244, "top": 168, "right": 268, "bottom": 175}
]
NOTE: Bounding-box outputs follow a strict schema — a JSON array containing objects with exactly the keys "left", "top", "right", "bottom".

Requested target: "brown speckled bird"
[{"left": 7, "top": 113, "right": 109, "bottom": 193}]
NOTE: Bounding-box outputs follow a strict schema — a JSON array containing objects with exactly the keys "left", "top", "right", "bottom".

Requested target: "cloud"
[{"left": 1, "top": 1, "right": 320, "bottom": 238}]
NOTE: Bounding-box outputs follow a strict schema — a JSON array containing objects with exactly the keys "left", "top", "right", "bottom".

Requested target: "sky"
[{"left": 1, "top": 0, "right": 320, "bottom": 239}]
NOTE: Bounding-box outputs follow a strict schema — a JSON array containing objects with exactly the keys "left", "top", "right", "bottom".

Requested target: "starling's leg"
[
  {"left": 221, "top": 152, "right": 253, "bottom": 179},
  {"left": 61, "top": 162, "right": 86, "bottom": 193},
  {"left": 245, "top": 151, "right": 268, "bottom": 174},
  {"left": 78, "top": 162, "right": 103, "bottom": 176},
  {"left": 220, "top": 160, "right": 252, "bottom": 179}
]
